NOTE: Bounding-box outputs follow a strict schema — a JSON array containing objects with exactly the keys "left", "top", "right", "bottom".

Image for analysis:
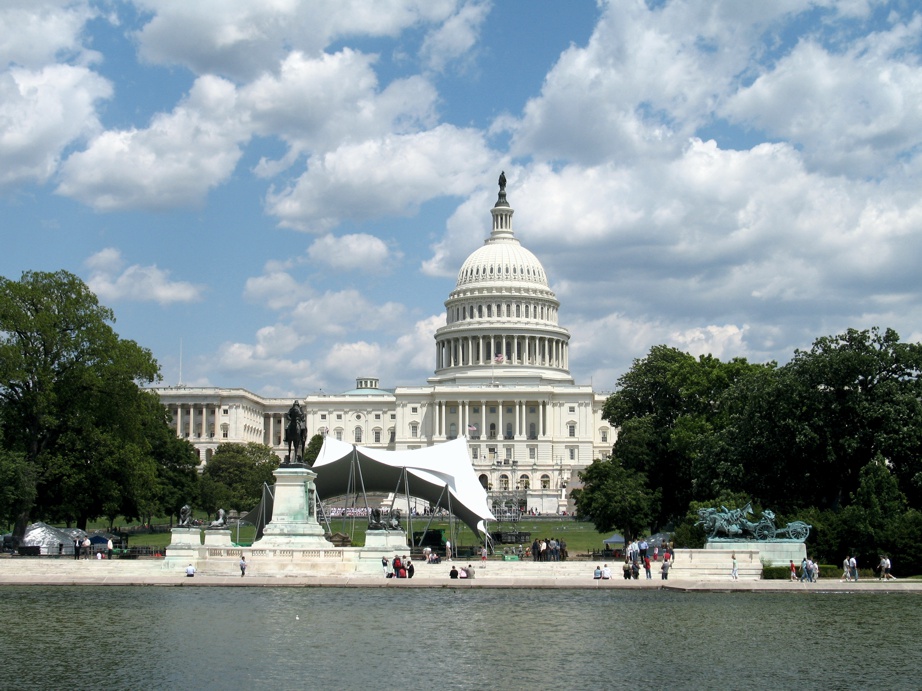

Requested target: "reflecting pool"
[{"left": 2, "top": 587, "right": 920, "bottom": 690}]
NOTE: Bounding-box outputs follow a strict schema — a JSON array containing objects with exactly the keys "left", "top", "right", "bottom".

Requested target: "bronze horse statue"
[{"left": 285, "top": 400, "right": 307, "bottom": 463}]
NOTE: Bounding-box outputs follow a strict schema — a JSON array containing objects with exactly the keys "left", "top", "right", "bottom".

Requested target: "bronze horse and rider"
[{"left": 285, "top": 400, "right": 308, "bottom": 464}]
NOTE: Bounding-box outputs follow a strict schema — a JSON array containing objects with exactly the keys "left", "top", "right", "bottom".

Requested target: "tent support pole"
[
  {"left": 403, "top": 468, "right": 413, "bottom": 549},
  {"left": 416, "top": 485, "right": 446, "bottom": 548},
  {"left": 353, "top": 446, "right": 371, "bottom": 520}
]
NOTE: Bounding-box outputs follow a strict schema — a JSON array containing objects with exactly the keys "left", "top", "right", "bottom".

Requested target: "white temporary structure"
[{"left": 312, "top": 436, "right": 495, "bottom": 537}]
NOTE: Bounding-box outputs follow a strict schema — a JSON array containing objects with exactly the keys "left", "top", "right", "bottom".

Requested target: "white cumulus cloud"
[{"left": 85, "top": 248, "right": 205, "bottom": 305}]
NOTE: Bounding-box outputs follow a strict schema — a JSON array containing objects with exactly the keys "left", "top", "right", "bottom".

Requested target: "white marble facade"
[{"left": 153, "top": 183, "right": 613, "bottom": 515}]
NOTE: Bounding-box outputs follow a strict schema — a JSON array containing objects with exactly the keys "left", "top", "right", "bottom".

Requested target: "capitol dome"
[{"left": 430, "top": 174, "right": 572, "bottom": 384}]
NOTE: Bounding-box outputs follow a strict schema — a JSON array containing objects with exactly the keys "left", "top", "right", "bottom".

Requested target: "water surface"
[{"left": 1, "top": 587, "right": 919, "bottom": 690}]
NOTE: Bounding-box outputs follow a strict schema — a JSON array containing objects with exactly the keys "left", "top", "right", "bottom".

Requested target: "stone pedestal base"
[
  {"left": 165, "top": 527, "right": 203, "bottom": 568},
  {"left": 203, "top": 529, "right": 233, "bottom": 547},
  {"left": 363, "top": 529, "right": 410, "bottom": 552},
  {"left": 166, "top": 527, "right": 200, "bottom": 554},
  {"left": 705, "top": 540, "right": 807, "bottom": 566},
  {"left": 254, "top": 464, "right": 332, "bottom": 549}
]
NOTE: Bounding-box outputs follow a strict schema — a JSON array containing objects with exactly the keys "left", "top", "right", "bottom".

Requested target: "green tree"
[
  {"left": 0, "top": 437, "right": 35, "bottom": 530},
  {"left": 571, "top": 458, "right": 657, "bottom": 542},
  {"left": 602, "top": 346, "right": 766, "bottom": 526},
  {"left": 716, "top": 328, "right": 922, "bottom": 511},
  {"left": 0, "top": 270, "right": 160, "bottom": 536},
  {"left": 145, "top": 397, "right": 200, "bottom": 525},
  {"left": 200, "top": 443, "right": 279, "bottom": 513},
  {"left": 304, "top": 433, "right": 324, "bottom": 467}
]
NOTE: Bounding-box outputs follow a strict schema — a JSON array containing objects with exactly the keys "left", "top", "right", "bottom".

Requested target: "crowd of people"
[
  {"left": 529, "top": 537, "right": 568, "bottom": 561},
  {"left": 448, "top": 564, "right": 477, "bottom": 579},
  {"left": 382, "top": 554, "right": 415, "bottom": 579}
]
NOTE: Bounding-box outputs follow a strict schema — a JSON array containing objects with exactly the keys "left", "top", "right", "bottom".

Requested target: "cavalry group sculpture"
[{"left": 696, "top": 502, "right": 811, "bottom": 542}]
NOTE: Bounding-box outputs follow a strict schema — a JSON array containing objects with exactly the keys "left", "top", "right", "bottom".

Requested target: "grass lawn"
[{"left": 60, "top": 516, "right": 616, "bottom": 555}]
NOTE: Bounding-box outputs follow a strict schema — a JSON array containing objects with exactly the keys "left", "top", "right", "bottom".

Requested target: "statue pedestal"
[
  {"left": 165, "top": 527, "right": 203, "bottom": 566},
  {"left": 203, "top": 529, "right": 233, "bottom": 547},
  {"left": 363, "top": 529, "right": 410, "bottom": 552},
  {"left": 166, "top": 527, "right": 200, "bottom": 553},
  {"left": 254, "top": 464, "right": 331, "bottom": 549},
  {"left": 705, "top": 540, "right": 806, "bottom": 567}
]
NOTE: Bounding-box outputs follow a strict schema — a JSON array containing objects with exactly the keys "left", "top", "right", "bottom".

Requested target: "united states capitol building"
[{"left": 152, "top": 179, "right": 613, "bottom": 514}]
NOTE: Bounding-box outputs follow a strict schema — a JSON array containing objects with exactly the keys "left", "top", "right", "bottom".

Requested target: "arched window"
[
  {"left": 529, "top": 422, "right": 537, "bottom": 439},
  {"left": 519, "top": 474, "right": 530, "bottom": 490},
  {"left": 449, "top": 422, "right": 457, "bottom": 439},
  {"left": 505, "top": 422, "right": 513, "bottom": 439},
  {"left": 489, "top": 423, "right": 496, "bottom": 439},
  {"left": 354, "top": 427, "right": 362, "bottom": 443},
  {"left": 499, "top": 474, "right": 509, "bottom": 490},
  {"left": 479, "top": 474, "right": 489, "bottom": 489},
  {"left": 541, "top": 474, "right": 551, "bottom": 489}
]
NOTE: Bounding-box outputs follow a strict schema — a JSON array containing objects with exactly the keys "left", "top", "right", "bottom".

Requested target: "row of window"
[
  {"left": 449, "top": 301, "right": 556, "bottom": 324},
  {"left": 460, "top": 262, "right": 545, "bottom": 283},
  {"left": 480, "top": 474, "right": 554, "bottom": 490}
]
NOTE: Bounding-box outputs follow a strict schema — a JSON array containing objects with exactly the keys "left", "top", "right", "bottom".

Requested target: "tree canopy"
[
  {"left": 199, "top": 442, "right": 279, "bottom": 513},
  {"left": 0, "top": 270, "right": 191, "bottom": 534},
  {"left": 586, "top": 327, "right": 922, "bottom": 572}
]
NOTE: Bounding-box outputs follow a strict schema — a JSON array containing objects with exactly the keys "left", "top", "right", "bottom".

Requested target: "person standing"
[
  {"left": 731, "top": 553, "right": 739, "bottom": 580},
  {"left": 239, "top": 556, "right": 247, "bottom": 577},
  {"left": 481, "top": 546, "right": 488, "bottom": 568},
  {"left": 791, "top": 560, "right": 798, "bottom": 582},
  {"left": 445, "top": 539, "right": 452, "bottom": 561},
  {"left": 644, "top": 555, "right": 652, "bottom": 579},
  {"left": 107, "top": 538, "right": 113, "bottom": 560},
  {"left": 661, "top": 559, "right": 670, "bottom": 580},
  {"left": 74, "top": 537, "right": 81, "bottom": 560}
]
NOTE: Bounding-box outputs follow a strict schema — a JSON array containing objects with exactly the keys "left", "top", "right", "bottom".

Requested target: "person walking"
[
  {"left": 849, "top": 555, "right": 858, "bottom": 582},
  {"left": 841, "top": 555, "right": 851, "bottom": 582},
  {"left": 791, "top": 560, "right": 798, "bottom": 582},
  {"left": 239, "top": 556, "right": 247, "bottom": 577}
]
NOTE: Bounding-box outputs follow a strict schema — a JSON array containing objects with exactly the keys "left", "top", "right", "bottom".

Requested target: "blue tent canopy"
[{"left": 603, "top": 533, "right": 625, "bottom": 544}]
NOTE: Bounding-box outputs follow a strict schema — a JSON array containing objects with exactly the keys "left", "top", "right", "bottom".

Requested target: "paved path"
[{"left": 1, "top": 558, "right": 919, "bottom": 591}]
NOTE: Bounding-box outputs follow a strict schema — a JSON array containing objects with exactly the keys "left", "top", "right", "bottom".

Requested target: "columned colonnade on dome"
[{"left": 435, "top": 333, "right": 568, "bottom": 370}]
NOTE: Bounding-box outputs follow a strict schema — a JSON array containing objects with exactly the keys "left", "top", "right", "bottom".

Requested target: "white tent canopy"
[{"left": 312, "top": 436, "right": 495, "bottom": 536}]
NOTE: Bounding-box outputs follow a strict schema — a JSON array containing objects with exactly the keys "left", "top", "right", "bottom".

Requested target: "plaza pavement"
[{"left": 1, "top": 556, "right": 919, "bottom": 592}]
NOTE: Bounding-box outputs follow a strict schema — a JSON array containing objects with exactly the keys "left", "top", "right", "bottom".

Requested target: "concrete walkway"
[{"left": 1, "top": 557, "right": 919, "bottom": 591}]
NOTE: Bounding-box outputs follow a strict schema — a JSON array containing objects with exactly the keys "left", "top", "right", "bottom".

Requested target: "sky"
[{"left": 3, "top": 0, "right": 922, "bottom": 398}]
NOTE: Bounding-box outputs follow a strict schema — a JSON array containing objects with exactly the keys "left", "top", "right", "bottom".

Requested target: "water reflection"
[{"left": 3, "top": 587, "right": 920, "bottom": 690}]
